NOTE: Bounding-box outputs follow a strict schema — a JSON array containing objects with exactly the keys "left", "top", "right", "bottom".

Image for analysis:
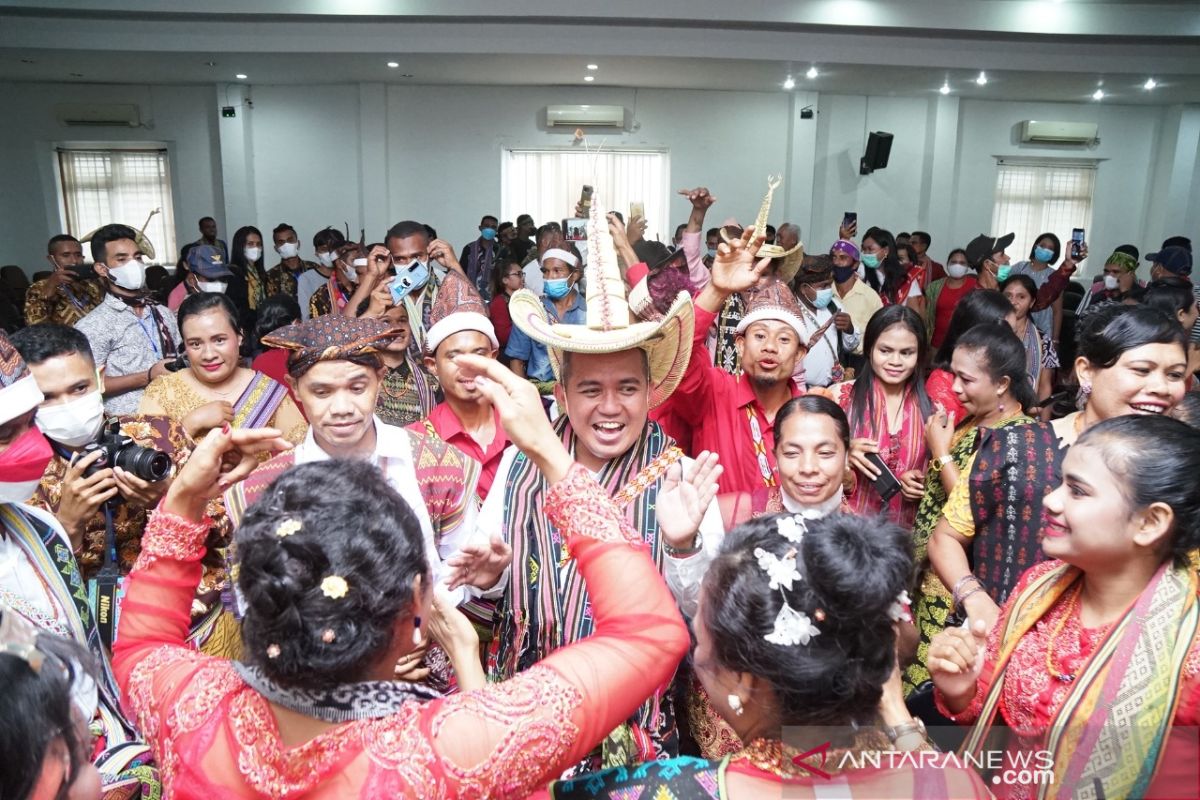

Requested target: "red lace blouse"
[{"left": 112, "top": 464, "right": 690, "bottom": 798}]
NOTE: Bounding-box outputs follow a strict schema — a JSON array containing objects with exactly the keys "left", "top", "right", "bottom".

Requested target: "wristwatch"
[
  {"left": 933, "top": 454, "right": 954, "bottom": 471},
  {"left": 663, "top": 532, "right": 703, "bottom": 558},
  {"left": 884, "top": 717, "right": 927, "bottom": 744}
]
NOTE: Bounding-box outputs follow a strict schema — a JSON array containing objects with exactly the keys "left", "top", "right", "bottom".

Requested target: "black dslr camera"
[{"left": 82, "top": 419, "right": 172, "bottom": 483}]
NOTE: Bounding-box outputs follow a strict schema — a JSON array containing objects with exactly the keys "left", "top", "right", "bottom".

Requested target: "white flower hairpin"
[
  {"left": 888, "top": 589, "right": 913, "bottom": 624},
  {"left": 758, "top": 515, "right": 822, "bottom": 647}
]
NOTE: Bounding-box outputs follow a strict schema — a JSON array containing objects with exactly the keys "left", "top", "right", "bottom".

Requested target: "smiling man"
[
  {"left": 224, "top": 315, "right": 481, "bottom": 609},
  {"left": 471, "top": 199, "right": 723, "bottom": 773}
]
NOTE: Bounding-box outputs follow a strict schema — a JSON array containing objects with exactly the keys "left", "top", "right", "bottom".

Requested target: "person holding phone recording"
[{"left": 827, "top": 305, "right": 932, "bottom": 527}]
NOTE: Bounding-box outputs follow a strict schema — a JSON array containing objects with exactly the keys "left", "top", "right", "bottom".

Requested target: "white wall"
[
  {"left": 0, "top": 82, "right": 222, "bottom": 270},
  {"left": 1, "top": 79, "right": 1196, "bottom": 281}
]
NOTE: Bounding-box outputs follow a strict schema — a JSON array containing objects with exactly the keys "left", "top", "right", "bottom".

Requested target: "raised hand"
[
  {"left": 162, "top": 425, "right": 292, "bottom": 520},
  {"left": 924, "top": 402, "right": 956, "bottom": 459},
  {"left": 928, "top": 619, "right": 988, "bottom": 711},
  {"left": 428, "top": 239, "right": 463, "bottom": 273},
  {"left": 657, "top": 451, "right": 723, "bottom": 551},
  {"left": 678, "top": 187, "right": 716, "bottom": 211},
  {"left": 708, "top": 226, "right": 772, "bottom": 296}
]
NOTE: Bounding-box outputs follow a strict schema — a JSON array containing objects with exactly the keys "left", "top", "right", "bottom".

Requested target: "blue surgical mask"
[
  {"left": 544, "top": 277, "right": 572, "bottom": 299},
  {"left": 861, "top": 253, "right": 881, "bottom": 269},
  {"left": 996, "top": 264, "right": 1013, "bottom": 282},
  {"left": 811, "top": 287, "right": 834, "bottom": 308},
  {"left": 706, "top": 248, "right": 717, "bottom": 260},
  {"left": 1033, "top": 246, "right": 1055, "bottom": 263},
  {"left": 481, "top": 227, "right": 497, "bottom": 241}
]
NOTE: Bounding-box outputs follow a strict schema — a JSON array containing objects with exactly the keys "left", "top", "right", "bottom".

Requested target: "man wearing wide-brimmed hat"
[{"left": 471, "top": 199, "right": 724, "bottom": 772}]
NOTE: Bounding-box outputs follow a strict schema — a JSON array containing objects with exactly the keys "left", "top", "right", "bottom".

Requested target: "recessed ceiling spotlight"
[
  {"left": 387, "top": 61, "right": 399, "bottom": 68},
  {"left": 806, "top": 66, "right": 818, "bottom": 80},
  {"left": 1144, "top": 77, "right": 1157, "bottom": 90},
  {"left": 940, "top": 81, "right": 951, "bottom": 95},
  {"left": 19, "top": 58, "right": 35, "bottom": 64},
  {"left": 235, "top": 73, "right": 248, "bottom": 80},
  {"left": 587, "top": 64, "right": 599, "bottom": 70},
  {"left": 1092, "top": 88, "right": 1105, "bottom": 101},
  {"left": 584, "top": 75, "right": 595, "bottom": 82},
  {"left": 976, "top": 71, "right": 987, "bottom": 86},
  {"left": 783, "top": 76, "right": 796, "bottom": 90}
]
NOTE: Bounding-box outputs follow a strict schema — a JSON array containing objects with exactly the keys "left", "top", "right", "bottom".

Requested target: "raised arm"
[
  {"left": 416, "top": 355, "right": 690, "bottom": 795},
  {"left": 679, "top": 187, "right": 715, "bottom": 290}
]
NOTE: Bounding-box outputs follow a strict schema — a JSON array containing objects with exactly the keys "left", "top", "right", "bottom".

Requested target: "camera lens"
[{"left": 114, "top": 444, "right": 172, "bottom": 482}]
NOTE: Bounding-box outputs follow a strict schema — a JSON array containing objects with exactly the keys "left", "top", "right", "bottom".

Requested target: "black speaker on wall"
[{"left": 860, "top": 131, "right": 894, "bottom": 175}]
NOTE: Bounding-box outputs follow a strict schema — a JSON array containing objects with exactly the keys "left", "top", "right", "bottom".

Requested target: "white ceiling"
[{"left": 1, "top": 1, "right": 1197, "bottom": 103}]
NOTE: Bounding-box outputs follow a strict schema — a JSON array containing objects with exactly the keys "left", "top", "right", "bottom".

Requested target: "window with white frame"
[
  {"left": 991, "top": 158, "right": 1096, "bottom": 263},
  {"left": 57, "top": 147, "right": 177, "bottom": 264},
  {"left": 501, "top": 148, "right": 670, "bottom": 244}
]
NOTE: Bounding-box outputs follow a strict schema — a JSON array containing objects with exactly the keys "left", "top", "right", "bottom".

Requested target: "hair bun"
[{"left": 801, "top": 514, "right": 911, "bottom": 626}]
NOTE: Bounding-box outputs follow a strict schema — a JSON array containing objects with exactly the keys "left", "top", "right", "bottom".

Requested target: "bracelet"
[
  {"left": 884, "top": 717, "right": 927, "bottom": 745},
  {"left": 950, "top": 574, "right": 981, "bottom": 603},
  {"left": 145, "top": 368, "right": 153, "bottom": 386},
  {"left": 663, "top": 531, "right": 703, "bottom": 558},
  {"left": 956, "top": 586, "right": 984, "bottom": 613}
]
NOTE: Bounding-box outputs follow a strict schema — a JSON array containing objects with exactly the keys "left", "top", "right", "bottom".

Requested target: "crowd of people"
[{"left": 1, "top": 179, "right": 1199, "bottom": 799}]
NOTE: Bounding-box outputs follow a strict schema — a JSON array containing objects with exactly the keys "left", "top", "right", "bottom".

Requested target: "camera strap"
[{"left": 90, "top": 502, "right": 124, "bottom": 650}]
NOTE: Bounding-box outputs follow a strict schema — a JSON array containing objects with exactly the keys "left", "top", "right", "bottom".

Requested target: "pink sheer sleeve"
[
  {"left": 416, "top": 464, "right": 690, "bottom": 796},
  {"left": 111, "top": 506, "right": 217, "bottom": 751},
  {"left": 682, "top": 230, "right": 711, "bottom": 290}
]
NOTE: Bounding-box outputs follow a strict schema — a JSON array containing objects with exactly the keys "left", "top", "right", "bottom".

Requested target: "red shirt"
[
  {"left": 408, "top": 402, "right": 509, "bottom": 500},
  {"left": 488, "top": 294, "right": 514, "bottom": 351},
  {"left": 931, "top": 277, "right": 978, "bottom": 349},
  {"left": 251, "top": 347, "right": 303, "bottom": 415},
  {"left": 654, "top": 305, "right": 804, "bottom": 494}
]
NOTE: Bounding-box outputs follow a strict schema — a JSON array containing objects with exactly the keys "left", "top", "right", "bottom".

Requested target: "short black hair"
[
  {"left": 535, "top": 224, "right": 559, "bottom": 246},
  {"left": 272, "top": 223, "right": 297, "bottom": 240},
  {"left": 765, "top": 224, "right": 777, "bottom": 237},
  {"left": 255, "top": 293, "right": 302, "bottom": 346},
  {"left": 178, "top": 291, "right": 241, "bottom": 336},
  {"left": 705, "top": 227, "right": 720, "bottom": 240},
  {"left": 701, "top": 513, "right": 912, "bottom": 728},
  {"left": 910, "top": 231, "right": 931, "bottom": 247},
  {"left": 236, "top": 460, "right": 428, "bottom": 689},
  {"left": 199, "top": 216, "right": 216, "bottom": 225},
  {"left": 89, "top": 223, "right": 139, "bottom": 264},
  {"left": 1143, "top": 276, "right": 1197, "bottom": 320},
  {"left": 498, "top": 221, "right": 514, "bottom": 233},
  {"left": 517, "top": 214, "right": 534, "bottom": 226},
  {"left": 11, "top": 323, "right": 94, "bottom": 366},
  {"left": 385, "top": 220, "right": 430, "bottom": 247},
  {"left": 312, "top": 227, "right": 346, "bottom": 251},
  {"left": 480, "top": 215, "right": 498, "bottom": 226},
  {"left": 46, "top": 234, "right": 80, "bottom": 254}
]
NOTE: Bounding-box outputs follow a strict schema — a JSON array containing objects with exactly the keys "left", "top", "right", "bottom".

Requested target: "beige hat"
[{"left": 508, "top": 192, "right": 694, "bottom": 408}]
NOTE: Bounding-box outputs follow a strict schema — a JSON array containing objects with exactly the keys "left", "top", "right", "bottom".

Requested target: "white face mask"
[
  {"left": 243, "top": 246, "right": 262, "bottom": 262},
  {"left": 340, "top": 261, "right": 358, "bottom": 283},
  {"left": 352, "top": 257, "right": 369, "bottom": 269},
  {"left": 0, "top": 479, "right": 41, "bottom": 504},
  {"left": 197, "top": 280, "right": 227, "bottom": 293},
  {"left": 946, "top": 262, "right": 970, "bottom": 279},
  {"left": 1104, "top": 274, "right": 1120, "bottom": 291},
  {"left": 106, "top": 258, "right": 146, "bottom": 291},
  {"left": 277, "top": 242, "right": 300, "bottom": 259},
  {"left": 316, "top": 251, "right": 337, "bottom": 268},
  {"left": 35, "top": 389, "right": 106, "bottom": 448}
]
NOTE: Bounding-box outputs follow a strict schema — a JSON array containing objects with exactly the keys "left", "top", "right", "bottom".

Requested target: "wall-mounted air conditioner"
[
  {"left": 1020, "top": 120, "right": 1098, "bottom": 145},
  {"left": 546, "top": 104, "right": 626, "bottom": 128},
  {"left": 56, "top": 103, "right": 141, "bottom": 127}
]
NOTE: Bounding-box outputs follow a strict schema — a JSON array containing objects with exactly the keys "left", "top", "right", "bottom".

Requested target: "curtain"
[
  {"left": 991, "top": 159, "right": 1096, "bottom": 262},
  {"left": 502, "top": 149, "right": 670, "bottom": 244},
  {"left": 58, "top": 148, "right": 177, "bottom": 264}
]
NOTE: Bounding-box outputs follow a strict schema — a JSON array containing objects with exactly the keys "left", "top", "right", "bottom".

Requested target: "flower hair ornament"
[
  {"left": 321, "top": 575, "right": 349, "bottom": 600},
  {"left": 759, "top": 515, "right": 821, "bottom": 647}
]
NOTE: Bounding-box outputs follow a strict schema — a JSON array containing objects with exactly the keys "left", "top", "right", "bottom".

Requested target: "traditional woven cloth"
[{"left": 262, "top": 314, "right": 399, "bottom": 376}]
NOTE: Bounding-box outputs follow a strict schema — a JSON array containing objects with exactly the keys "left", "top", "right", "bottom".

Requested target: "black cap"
[
  {"left": 1161, "top": 236, "right": 1192, "bottom": 253},
  {"left": 1146, "top": 246, "right": 1193, "bottom": 276},
  {"left": 965, "top": 232, "right": 1015, "bottom": 268}
]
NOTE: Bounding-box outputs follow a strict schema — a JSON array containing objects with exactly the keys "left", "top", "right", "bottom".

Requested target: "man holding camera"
[
  {"left": 23, "top": 234, "right": 104, "bottom": 327},
  {"left": 11, "top": 324, "right": 189, "bottom": 580}
]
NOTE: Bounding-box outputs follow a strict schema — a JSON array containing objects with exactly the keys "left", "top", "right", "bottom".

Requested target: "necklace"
[{"left": 1044, "top": 583, "right": 1083, "bottom": 683}]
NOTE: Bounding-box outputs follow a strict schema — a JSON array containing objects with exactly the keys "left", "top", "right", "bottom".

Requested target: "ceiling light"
[
  {"left": 387, "top": 61, "right": 399, "bottom": 68},
  {"left": 584, "top": 75, "right": 595, "bottom": 82},
  {"left": 1092, "top": 88, "right": 1104, "bottom": 101},
  {"left": 587, "top": 63, "right": 598, "bottom": 70},
  {"left": 806, "top": 66, "right": 818, "bottom": 80},
  {"left": 783, "top": 76, "right": 796, "bottom": 90},
  {"left": 976, "top": 71, "right": 987, "bottom": 86},
  {"left": 235, "top": 73, "right": 248, "bottom": 80},
  {"left": 940, "top": 81, "right": 951, "bottom": 95},
  {"left": 1144, "top": 77, "right": 1157, "bottom": 90}
]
